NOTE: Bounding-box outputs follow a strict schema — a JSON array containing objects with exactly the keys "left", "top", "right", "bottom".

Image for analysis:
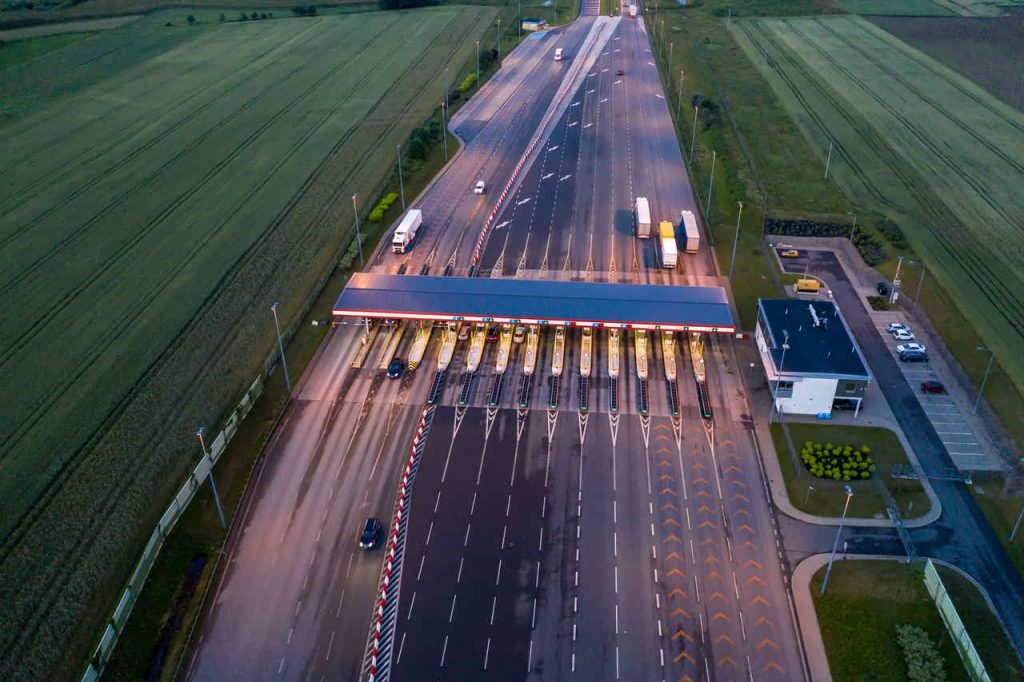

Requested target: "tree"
[
  {"left": 187, "top": 14, "right": 196, "bottom": 25},
  {"left": 251, "top": 12, "right": 259, "bottom": 20},
  {"left": 260, "top": 12, "right": 268, "bottom": 19},
  {"left": 306, "top": 5, "right": 317, "bottom": 15},
  {"left": 219, "top": 13, "right": 226, "bottom": 21},
  {"left": 240, "top": 12, "right": 248, "bottom": 20}
]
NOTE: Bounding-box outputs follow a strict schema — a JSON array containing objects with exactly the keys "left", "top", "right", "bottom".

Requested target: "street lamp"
[
  {"left": 676, "top": 70, "right": 685, "bottom": 121},
  {"left": 769, "top": 330, "right": 790, "bottom": 424},
  {"left": 821, "top": 485, "right": 854, "bottom": 595},
  {"left": 728, "top": 201, "right": 743, "bottom": 281},
  {"left": 689, "top": 104, "right": 699, "bottom": 164},
  {"left": 270, "top": 302, "right": 292, "bottom": 394},
  {"left": 705, "top": 150, "right": 717, "bottom": 220},
  {"left": 397, "top": 143, "right": 405, "bottom": 210},
  {"left": 351, "top": 193, "right": 364, "bottom": 267},
  {"left": 476, "top": 39, "right": 480, "bottom": 86},
  {"left": 197, "top": 427, "right": 227, "bottom": 530},
  {"left": 804, "top": 485, "right": 814, "bottom": 506},
  {"left": 441, "top": 101, "right": 448, "bottom": 161},
  {"left": 974, "top": 346, "right": 995, "bottom": 415},
  {"left": 889, "top": 255, "right": 904, "bottom": 305}
]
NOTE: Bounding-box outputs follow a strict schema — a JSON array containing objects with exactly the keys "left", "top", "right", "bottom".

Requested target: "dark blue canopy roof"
[{"left": 334, "top": 274, "right": 734, "bottom": 332}]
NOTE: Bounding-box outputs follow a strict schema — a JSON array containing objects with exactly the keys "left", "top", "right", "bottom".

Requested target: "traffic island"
[{"left": 770, "top": 422, "right": 931, "bottom": 520}]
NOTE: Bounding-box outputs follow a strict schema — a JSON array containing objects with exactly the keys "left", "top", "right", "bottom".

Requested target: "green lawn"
[
  {"left": 811, "top": 560, "right": 1020, "bottom": 681},
  {"left": 770, "top": 422, "right": 930, "bottom": 519},
  {"left": 0, "top": 32, "right": 93, "bottom": 69},
  {"left": 970, "top": 473, "right": 1024, "bottom": 582}
]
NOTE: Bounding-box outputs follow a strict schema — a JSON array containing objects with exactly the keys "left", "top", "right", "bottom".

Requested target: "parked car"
[
  {"left": 387, "top": 358, "right": 404, "bottom": 379},
  {"left": 832, "top": 398, "right": 858, "bottom": 411},
  {"left": 474, "top": 180, "right": 485, "bottom": 194},
  {"left": 359, "top": 517, "right": 381, "bottom": 550},
  {"left": 886, "top": 322, "right": 911, "bottom": 334},
  {"left": 457, "top": 325, "right": 470, "bottom": 341},
  {"left": 780, "top": 249, "right": 800, "bottom": 258},
  {"left": 921, "top": 380, "right": 946, "bottom": 394},
  {"left": 615, "top": 69, "right": 625, "bottom": 76},
  {"left": 892, "top": 329, "right": 916, "bottom": 341},
  {"left": 896, "top": 343, "right": 926, "bottom": 354},
  {"left": 513, "top": 325, "right": 526, "bottom": 344},
  {"left": 899, "top": 351, "right": 929, "bottom": 363},
  {"left": 485, "top": 325, "right": 498, "bottom": 343},
  {"left": 876, "top": 281, "right": 889, "bottom": 296}
]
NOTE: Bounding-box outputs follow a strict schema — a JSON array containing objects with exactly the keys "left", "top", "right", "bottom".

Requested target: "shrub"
[
  {"left": 895, "top": 624, "right": 947, "bottom": 682},
  {"left": 368, "top": 192, "right": 400, "bottom": 222},
  {"left": 458, "top": 73, "right": 477, "bottom": 93},
  {"left": 799, "top": 439, "right": 875, "bottom": 482}
]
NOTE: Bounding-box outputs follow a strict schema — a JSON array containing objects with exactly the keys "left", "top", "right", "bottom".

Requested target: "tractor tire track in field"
[
  {"left": 0, "top": 17, "right": 408, "bottom": 457},
  {"left": 0, "top": 11, "right": 489, "bottom": 669},
  {"left": 779, "top": 18, "right": 1024, "bottom": 330},
  {"left": 0, "top": 21, "right": 323, "bottom": 213},
  {"left": 739, "top": 20, "right": 1024, "bottom": 341},
  {"left": 0, "top": 17, "right": 390, "bottom": 256}
]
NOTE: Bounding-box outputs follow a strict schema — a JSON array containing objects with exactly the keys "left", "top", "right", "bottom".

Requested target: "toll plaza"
[{"left": 334, "top": 274, "right": 732, "bottom": 414}]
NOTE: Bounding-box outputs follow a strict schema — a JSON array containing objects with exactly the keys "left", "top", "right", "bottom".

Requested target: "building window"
[
  {"left": 775, "top": 380, "right": 794, "bottom": 398},
  {"left": 845, "top": 382, "right": 857, "bottom": 392}
]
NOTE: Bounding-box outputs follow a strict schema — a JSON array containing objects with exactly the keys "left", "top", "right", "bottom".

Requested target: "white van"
[{"left": 554, "top": 48, "right": 563, "bottom": 61}]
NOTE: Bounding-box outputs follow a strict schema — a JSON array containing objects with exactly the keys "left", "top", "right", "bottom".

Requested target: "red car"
[{"left": 920, "top": 380, "right": 946, "bottom": 394}]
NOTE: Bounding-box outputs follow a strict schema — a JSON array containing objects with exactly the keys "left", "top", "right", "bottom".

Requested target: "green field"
[
  {"left": 834, "top": 0, "right": 1013, "bottom": 16},
  {"left": 0, "top": 7, "right": 497, "bottom": 679},
  {"left": 730, "top": 15, "right": 1024, "bottom": 396}
]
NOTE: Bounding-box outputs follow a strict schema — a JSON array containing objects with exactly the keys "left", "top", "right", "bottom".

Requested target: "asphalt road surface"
[{"left": 186, "top": 8, "right": 813, "bottom": 682}]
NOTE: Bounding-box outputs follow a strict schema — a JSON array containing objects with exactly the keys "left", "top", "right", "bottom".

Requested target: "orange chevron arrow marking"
[
  {"left": 754, "top": 616, "right": 775, "bottom": 628},
  {"left": 744, "top": 559, "right": 763, "bottom": 570},
  {"left": 662, "top": 517, "right": 681, "bottom": 527},
  {"left": 730, "top": 479, "right": 746, "bottom": 488},
  {"left": 708, "top": 591, "right": 727, "bottom": 602},
  {"left": 666, "top": 551, "right": 684, "bottom": 562},
  {"left": 662, "top": 502, "right": 679, "bottom": 512},
  {"left": 725, "top": 465, "right": 741, "bottom": 474},
  {"left": 751, "top": 595, "right": 770, "bottom": 607},
  {"left": 704, "top": 554, "right": 721, "bottom": 564},
  {"left": 747, "top": 575, "right": 767, "bottom": 586},
  {"left": 692, "top": 462, "right": 706, "bottom": 469},
  {"left": 717, "top": 655, "right": 738, "bottom": 668},
  {"left": 737, "top": 523, "right": 755, "bottom": 534},
  {"left": 657, "top": 446, "right": 671, "bottom": 454},
  {"left": 714, "top": 633, "right": 735, "bottom": 646},
  {"left": 763, "top": 661, "right": 785, "bottom": 673},
  {"left": 731, "top": 493, "right": 750, "bottom": 503},
  {"left": 698, "top": 520, "right": 716, "bottom": 530},
  {"left": 741, "top": 540, "right": 757, "bottom": 550},
  {"left": 658, "top": 460, "right": 673, "bottom": 468},
  {"left": 695, "top": 490, "right": 711, "bottom": 499},
  {"left": 706, "top": 570, "right": 724, "bottom": 581},
  {"left": 710, "top": 611, "right": 731, "bottom": 623},
  {"left": 692, "top": 477, "right": 709, "bottom": 485},
  {"left": 701, "top": 537, "right": 715, "bottom": 546},
  {"left": 757, "top": 638, "right": 779, "bottom": 651},
  {"left": 668, "top": 588, "right": 687, "bottom": 599},
  {"left": 721, "top": 439, "right": 735, "bottom": 447},
  {"left": 671, "top": 606, "right": 692, "bottom": 618},
  {"left": 697, "top": 504, "right": 715, "bottom": 514},
  {"left": 674, "top": 651, "right": 696, "bottom": 664},
  {"left": 672, "top": 628, "right": 694, "bottom": 641},
  {"left": 663, "top": 533, "right": 683, "bottom": 544},
  {"left": 666, "top": 567, "right": 686, "bottom": 578},
  {"left": 660, "top": 473, "right": 676, "bottom": 482},
  {"left": 661, "top": 487, "right": 678, "bottom": 496},
  {"left": 678, "top": 676, "right": 694, "bottom": 682},
  {"left": 735, "top": 509, "right": 752, "bottom": 518}
]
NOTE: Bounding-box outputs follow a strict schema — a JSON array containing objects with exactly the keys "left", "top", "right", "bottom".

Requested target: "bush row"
[
  {"left": 765, "top": 217, "right": 850, "bottom": 238},
  {"left": 852, "top": 230, "right": 887, "bottom": 266},
  {"left": 368, "top": 192, "right": 400, "bottom": 222},
  {"left": 896, "top": 623, "right": 947, "bottom": 682},
  {"left": 800, "top": 440, "right": 875, "bottom": 481},
  {"left": 458, "top": 73, "right": 477, "bottom": 93}
]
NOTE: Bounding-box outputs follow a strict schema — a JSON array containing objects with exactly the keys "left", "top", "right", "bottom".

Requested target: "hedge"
[
  {"left": 896, "top": 623, "right": 948, "bottom": 682},
  {"left": 458, "top": 73, "right": 477, "bottom": 93},
  {"left": 368, "top": 192, "right": 400, "bottom": 222}
]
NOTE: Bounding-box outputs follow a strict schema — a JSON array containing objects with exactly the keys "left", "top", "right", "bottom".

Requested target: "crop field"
[
  {"left": 834, "top": 0, "right": 1016, "bottom": 16},
  {"left": 731, "top": 15, "right": 1024, "bottom": 394},
  {"left": 0, "top": 6, "right": 496, "bottom": 679},
  {"left": 870, "top": 14, "right": 1024, "bottom": 111}
]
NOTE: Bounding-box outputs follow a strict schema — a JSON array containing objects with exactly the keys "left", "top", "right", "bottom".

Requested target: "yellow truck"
[{"left": 796, "top": 278, "right": 821, "bottom": 293}]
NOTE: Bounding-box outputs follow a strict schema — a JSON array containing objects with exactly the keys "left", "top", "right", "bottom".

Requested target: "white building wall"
[{"left": 776, "top": 377, "right": 837, "bottom": 416}]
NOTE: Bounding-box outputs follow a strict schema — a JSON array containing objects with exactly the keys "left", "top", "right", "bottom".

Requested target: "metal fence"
[
  {"left": 923, "top": 559, "right": 991, "bottom": 682},
  {"left": 80, "top": 373, "right": 265, "bottom": 682}
]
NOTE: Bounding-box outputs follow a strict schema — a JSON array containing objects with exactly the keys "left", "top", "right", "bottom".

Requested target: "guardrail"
[{"left": 81, "top": 372, "right": 266, "bottom": 681}]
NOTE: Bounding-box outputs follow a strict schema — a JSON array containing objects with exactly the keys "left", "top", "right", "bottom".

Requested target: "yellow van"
[{"left": 796, "top": 278, "right": 821, "bottom": 293}]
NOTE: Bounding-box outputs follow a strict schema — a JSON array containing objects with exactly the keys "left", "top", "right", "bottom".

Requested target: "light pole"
[
  {"left": 821, "top": 485, "right": 854, "bottom": 595},
  {"left": 197, "top": 427, "right": 227, "bottom": 530},
  {"left": 441, "top": 101, "right": 448, "bottom": 161},
  {"left": 769, "top": 330, "right": 789, "bottom": 423},
  {"left": 397, "top": 143, "right": 405, "bottom": 210},
  {"left": 824, "top": 138, "right": 834, "bottom": 179},
  {"left": 270, "top": 302, "right": 292, "bottom": 394},
  {"left": 728, "top": 201, "right": 743, "bottom": 281},
  {"left": 476, "top": 39, "right": 480, "bottom": 86},
  {"left": 351, "top": 193, "right": 364, "bottom": 267},
  {"left": 496, "top": 19, "right": 501, "bottom": 58},
  {"left": 889, "top": 255, "right": 904, "bottom": 305},
  {"left": 760, "top": 190, "right": 768, "bottom": 239},
  {"left": 444, "top": 65, "right": 449, "bottom": 110},
  {"left": 913, "top": 264, "right": 926, "bottom": 302},
  {"left": 689, "top": 104, "right": 699, "bottom": 164},
  {"left": 804, "top": 485, "right": 814, "bottom": 506},
  {"left": 1010, "top": 500, "right": 1024, "bottom": 543},
  {"left": 849, "top": 213, "right": 857, "bottom": 241},
  {"left": 676, "top": 70, "right": 685, "bottom": 121},
  {"left": 668, "top": 41, "right": 673, "bottom": 74},
  {"left": 705, "top": 150, "right": 717, "bottom": 220},
  {"left": 518, "top": 0, "right": 522, "bottom": 39},
  {"left": 974, "top": 346, "right": 995, "bottom": 415}
]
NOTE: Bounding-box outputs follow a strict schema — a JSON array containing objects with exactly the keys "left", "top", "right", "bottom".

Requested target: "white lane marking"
[
  {"left": 647, "top": 61, "right": 655, "bottom": 66},
  {"left": 600, "top": 98, "right": 609, "bottom": 103},
  {"left": 426, "top": 521, "right": 434, "bottom": 546},
  {"left": 501, "top": 525, "right": 508, "bottom": 549},
  {"left": 417, "top": 555, "right": 426, "bottom": 580},
  {"left": 440, "top": 635, "right": 449, "bottom": 667},
  {"left": 587, "top": 88, "right": 596, "bottom": 94},
  {"left": 614, "top": 79, "right": 622, "bottom": 84},
  {"left": 655, "top": 93, "right": 664, "bottom": 99},
  {"left": 484, "top": 637, "right": 491, "bottom": 670},
  {"left": 528, "top": 639, "right": 533, "bottom": 672},
  {"left": 449, "top": 594, "right": 457, "bottom": 622},
  {"left": 396, "top": 631, "right": 407, "bottom": 664},
  {"left": 517, "top": 197, "right": 532, "bottom": 206},
  {"left": 571, "top": 101, "right": 581, "bottom": 107},
  {"left": 496, "top": 558, "right": 503, "bottom": 585},
  {"left": 407, "top": 591, "right": 417, "bottom": 619},
  {"left": 278, "top": 657, "right": 285, "bottom": 674},
  {"left": 614, "top": 566, "right": 619, "bottom": 593},
  {"left": 494, "top": 220, "right": 511, "bottom": 230},
  {"left": 560, "top": 174, "right": 573, "bottom": 181},
  {"left": 583, "top": 123, "right": 593, "bottom": 129},
  {"left": 457, "top": 557, "right": 464, "bottom": 582},
  {"left": 470, "top": 492, "right": 477, "bottom": 515},
  {"left": 569, "top": 121, "right": 579, "bottom": 127},
  {"left": 464, "top": 522, "right": 471, "bottom": 546},
  {"left": 542, "top": 172, "right": 555, "bottom": 179},
  {"left": 601, "top": 68, "right": 610, "bottom": 73},
  {"left": 325, "top": 630, "right": 336, "bottom": 661},
  {"left": 490, "top": 595, "right": 498, "bottom": 625},
  {"left": 548, "top": 145, "right": 560, "bottom": 152}
]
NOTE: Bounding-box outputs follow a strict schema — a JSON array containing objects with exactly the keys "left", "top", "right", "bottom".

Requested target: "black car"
[
  {"left": 899, "top": 350, "right": 929, "bottom": 363},
  {"left": 359, "top": 517, "right": 381, "bottom": 550},
  {"left": 876, "top": 281, "right": 889, "bottom": 296},
  {"left": 616, "top": 69, "right": 625, "bottom": 76},
  {"left": 832, "top": 398, "right": 858, "bottom": 411},
  {"left": 387, "top": 358, "right": 404, "bottom": 379}
]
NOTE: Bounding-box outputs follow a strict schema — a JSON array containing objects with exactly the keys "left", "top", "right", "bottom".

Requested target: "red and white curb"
[{"left": 366, "top": 407, "right": 433, "bottom": 682}]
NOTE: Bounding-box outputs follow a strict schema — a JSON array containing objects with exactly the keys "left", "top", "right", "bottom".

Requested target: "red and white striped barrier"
[{"left": 367, "top": 408, "right": 430, "bottom": 681}]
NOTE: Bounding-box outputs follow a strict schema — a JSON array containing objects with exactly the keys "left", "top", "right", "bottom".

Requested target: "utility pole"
[
  {"left": 676, "top": 70, "right": 685, "bottom": 121},
  {"left": 849, "top": 213, "right": 858, "bottom": 240},
  {"left": 1010, "top": 501, "right": 1024, "bottom": 543},
  {"left": 914, "top": 265, "right": 926, "bottom": 302},
  {"left": 444, "top": 65, "right": 449, "bottom": 111},
  {"left": 974, "top": 346, "right": 995, "bottom": 415},
  {"left": 351, "top": 193, "right": 364, "bottom": 267},
  {"left": 821, "top": 486, "right": 855, "bottom": 595},
  {"left": 824, "top": 138, "right": 834, "bottom": 179},
  {"left": 270, "top": 302, "right": 292, "bottom": 394},
  {"left": 441, "top": 101, "right": 448, "bottom": 161},
  {"left": 760, "top": 190, "right": 769, "bottom": 239},
  {"left": 519, "top": 0, "right": 522, "bottom": 39},
  {"left": 496, "top": 19, "right": 501, "bottom": 58},
  {"left": 397, "top": 143, "right": 405, "bottom": 210},
  {"left": 705, "top": 150, "right": 716, "bottom": 220},
  {"left": 890, "top": 255, "right": 904, "bottom": 305},
  {"left": 689, "top": 104, "right": 699, "bottom": 164},
  {"left": 728, "top": 201, "right": 743, "bottom": 281},
  {"left": 668, "top": 42, "right": 673, "bottom": 75},
  {"left": 476, "top": 39, "right": 480, "bottom": 86},
  {"left": 196, "top": 427, "right": 227, "bottom": 530}
]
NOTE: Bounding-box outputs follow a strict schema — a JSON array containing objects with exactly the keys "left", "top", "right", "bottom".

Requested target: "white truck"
[
  {"left": 392, "top": 209, "right": 422, "bottom": 254},
  {"left": 659, "top": 220, "right": 678, "bottom": 268},
  {"left": 628, "top": 4, "right": 637, "bottom": 18},
  {"left": 554, "top": 48, "right": 563, "bottom": 61},
  {"left": 680, "top": 209, "right": 700, "bottom": 253},
  {"left": 635, "top": 196, "right": 651, "bottom": 238}
]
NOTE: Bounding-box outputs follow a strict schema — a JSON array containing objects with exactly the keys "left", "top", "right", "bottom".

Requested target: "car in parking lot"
[
  {"left": 485, "top": 325, "right": 498, "bottom": 342},
  {"left": 358, "top": 517, "right": 381, "bottom": 550},
  {"left": 513, "top": 325, "right": 526, "bottom": 344},
  {"left": 886, "top": 322, "right": 911, "bottom": 334},
  {"left": 387, "top": 358, "right": 404, "bottom": 379},
  {"left": 921, "top": 380, "right": 946, "bottom": 394},
  {"left": 892, "top": 329, "right": 915, "bottom": 341},
  {"left": 474, "top": 180, "right": 485, "bottom": 194},
  {"left": 876, "top": 281, "right": 889, "bottom": 295},
  {"left": 896, "top": 343, "right": 926, "bottom": 354},
  {"left": 899, "top": 350, "right": 929, "bottom": 363},
  {"left": 780, "top": 249, "right": 800, "bottom": 258},
  {"left": 457, "top": 325, "right": 470, "bottom": 341},
  {"left": 832, "top": 398, "right": 858, "bottom": 411}
]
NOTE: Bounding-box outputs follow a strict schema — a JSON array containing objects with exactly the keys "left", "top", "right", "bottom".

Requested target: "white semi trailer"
[{"left": 392, "top": 209, "right": 422, "bottom": 253}]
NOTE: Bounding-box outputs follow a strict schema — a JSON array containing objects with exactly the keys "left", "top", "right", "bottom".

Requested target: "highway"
[{"left": 185, "top": 5, "right": 810, "bottom": 682}]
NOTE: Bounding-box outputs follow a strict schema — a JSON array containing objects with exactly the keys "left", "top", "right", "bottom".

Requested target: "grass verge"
[
  {"left": 811, "top": 560, "right": 1020, "bottom": 681},
  {"left": 0, "top": 31, "right": 92, "bottom": 67},
  {"left": 970, "top": 473, "right": 1024, "bottom": 581},
  {"left": 770, "top": 422, "right": 929, "bottom": 519}
]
